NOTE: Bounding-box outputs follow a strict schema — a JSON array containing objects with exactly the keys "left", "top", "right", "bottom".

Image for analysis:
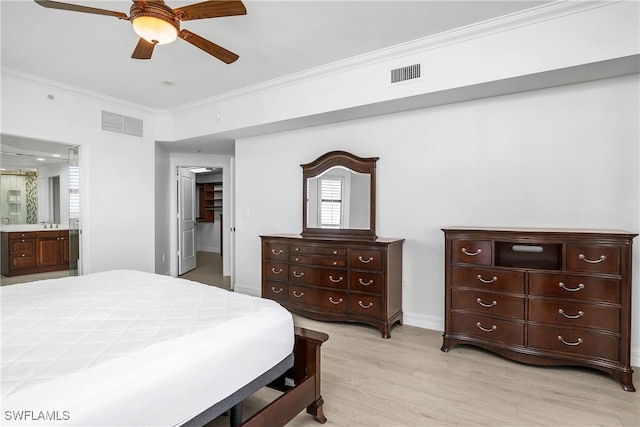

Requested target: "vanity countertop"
[{"left": 1, "top": 224, "right": 69, "bottom": 232}]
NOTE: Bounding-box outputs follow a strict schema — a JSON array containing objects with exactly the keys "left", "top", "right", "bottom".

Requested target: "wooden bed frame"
[{"left": 185, "top": 326, "right": 329, "bottom": 427}]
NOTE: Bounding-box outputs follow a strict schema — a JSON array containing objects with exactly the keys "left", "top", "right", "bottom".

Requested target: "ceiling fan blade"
[
  {"left": 173, "top": 1, "right": 246, "bottom": 21},
  {"left": 179, "top": 29, "right": 239, "bottom": 63},
  {"left": 131, "top": 38, "right": 155, "bottom": 60},
  {"left": 34, "top": 0, "right": 128, "bottom": 19}
]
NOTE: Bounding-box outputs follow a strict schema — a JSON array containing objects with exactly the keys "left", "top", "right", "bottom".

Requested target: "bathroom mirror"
[
  {"left": 302, "top": 151, "right": 378, "bottom": 241},
  {"left": 0, "top": 135, "right": 70, "bottom": 226}
]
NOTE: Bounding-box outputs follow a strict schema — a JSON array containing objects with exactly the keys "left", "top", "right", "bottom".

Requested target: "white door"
[{"left": 178, "top": 167, "right": 197, "bottom": 275}]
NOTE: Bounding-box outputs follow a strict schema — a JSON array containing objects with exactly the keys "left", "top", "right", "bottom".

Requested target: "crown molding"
[
  {"left": 1, "top": 67, "right": 168, "bottom": 115},
  {"left": 172, "top": 0, "right": 620, "bottom": 114}
]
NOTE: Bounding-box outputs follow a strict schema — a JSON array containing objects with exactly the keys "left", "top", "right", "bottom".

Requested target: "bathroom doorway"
[{"left": 0, "top": 136, "right": 81, "bottom": 285}]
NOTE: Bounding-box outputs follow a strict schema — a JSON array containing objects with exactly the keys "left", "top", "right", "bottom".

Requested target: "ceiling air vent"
[
  {"left": 390, "top": 63, "right": 421, "bottom": 84},
  {"left": 101, "top": 111, "right": 143, "bottom": 138}
]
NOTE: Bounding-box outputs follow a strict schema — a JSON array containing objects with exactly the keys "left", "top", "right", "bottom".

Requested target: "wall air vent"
[
  {"left": 390, "top": 63, "right": 421, "bottom": 84},
  {"left": 101, "top": 111, "right": 143, "bottom": 138}
]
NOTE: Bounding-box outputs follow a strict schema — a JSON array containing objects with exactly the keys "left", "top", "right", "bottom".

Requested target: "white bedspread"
[{"left": 1, "top": 270, "right": 294, "bottom": 426}]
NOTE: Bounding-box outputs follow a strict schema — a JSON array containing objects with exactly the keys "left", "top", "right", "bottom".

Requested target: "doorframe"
[{"left": 168, "top": 154, "right": 234, "bottom": 285}]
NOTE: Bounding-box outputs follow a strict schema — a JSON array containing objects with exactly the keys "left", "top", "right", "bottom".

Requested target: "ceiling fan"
[{"left": 34, "top": 0, "right": 246, "bottom": 63}]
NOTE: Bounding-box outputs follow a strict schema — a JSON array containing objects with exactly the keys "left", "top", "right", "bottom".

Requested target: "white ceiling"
[
  {"left": 1, "top": 0, "right": 549, "bottom": 111},
  {"left": 2, "top": 1, "right": 552, "bottom": 161}
]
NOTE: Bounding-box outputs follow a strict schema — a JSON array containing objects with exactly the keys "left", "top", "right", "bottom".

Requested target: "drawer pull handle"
[
  {"left": 271, "top": 287, "right": 283, "bottom": 294},
  {"left": 579, "top": 254, "right": 606, "bottom": 264},
  {"left": 358, "top": 301, "right": 374, "bottom": 309},
  {"left": 462, "top": 248, "right": 482, "bottom": 256},
  {"left": 329, "top": 275, "right": 343, "bottom": 283},
  {"left": 476, "top": 322, "right": 497, "bottom": 332},
  {"left": 329, "top": 297, "right": 343, "bottom": 305},
  {"left": 21, "top": 239, "right": 25, "bottom": 243},
  {"left": 295, "top": 257, "right": 300, "bottom": 261},
  {"left": 293, "top": 291, "right": 305, "bottom": 298},
  {"left": 558, "top": 309, "right": 584, "bottom": 319},
  {"left": 559, "top": 282, "right": 584, "bottom": 292},
  {"left": 332, "top": 261, "right": 338, "bottom": 266},
  {"left": 333, "top": 250, "right": 338, "bottom": 255},
  {"left": 271, "top": 268, "right": 283, "bottom": 274},
  {"left": 358, "top": 256, "right": 374, "bottom": 264},
  {"left": 271, "top": 249, "right": 283, "bottom": 255},
  {"left": 477, "top": 275, "right": 497, "bottom": 284},
  {"left": 558, "top": 335, "right": 583, "bottom": 346},
  {"left": 358, "top": 278, "right": 374, "bottom": 286},
  {"left": 476, "top": 298, "right": 497, "bottom": 308},
  {"left": 295, "top": 247, "right": 300, "bottom": 252},
  {"left": 21, "top": 254, "right": 25, "bottom": 257},
  {"left": 293, "top": 271, "right": 305, "bottom": 278}
]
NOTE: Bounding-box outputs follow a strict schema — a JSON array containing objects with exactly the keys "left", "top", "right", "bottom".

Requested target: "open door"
[{"left": 178, "top": 167, "right": 197, "bottom": 275}]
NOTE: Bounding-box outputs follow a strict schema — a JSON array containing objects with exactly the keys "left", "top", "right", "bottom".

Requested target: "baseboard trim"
[{"left": 233, "top": 283, "right": 260, "bottom": 297}]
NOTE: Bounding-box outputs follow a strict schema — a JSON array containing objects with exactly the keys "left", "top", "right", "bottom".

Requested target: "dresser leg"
[{"left": 614, "top": 370, "right": 636, "bottom": 392}]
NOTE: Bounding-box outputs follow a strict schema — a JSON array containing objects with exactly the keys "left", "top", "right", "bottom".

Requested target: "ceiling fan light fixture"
[{"left": 132, "top": 16, "right": 178, "bottom": 45}]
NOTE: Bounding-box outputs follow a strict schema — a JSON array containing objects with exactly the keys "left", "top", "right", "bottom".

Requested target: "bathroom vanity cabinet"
[{"left": 1, "top": 229, "right": 70, "bottom": 276}]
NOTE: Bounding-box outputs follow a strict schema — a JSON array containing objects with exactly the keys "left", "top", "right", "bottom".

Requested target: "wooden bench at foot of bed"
[{"left": 235, "top": 327, "right": 329, "bottom": 427}]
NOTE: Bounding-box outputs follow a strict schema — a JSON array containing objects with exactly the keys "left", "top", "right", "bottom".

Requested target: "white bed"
[{"left": 1, "top": 270, "right": 295, "bottom": 426}]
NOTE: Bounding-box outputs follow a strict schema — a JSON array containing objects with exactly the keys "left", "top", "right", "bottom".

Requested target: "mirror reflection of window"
[{"left": 320, "top": 177, "right": 343, "bottom": 228}]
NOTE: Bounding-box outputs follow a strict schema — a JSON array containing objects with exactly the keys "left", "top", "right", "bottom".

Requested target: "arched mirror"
[{"left": 302, "top": 151, "right": 378, "bottom": 241}]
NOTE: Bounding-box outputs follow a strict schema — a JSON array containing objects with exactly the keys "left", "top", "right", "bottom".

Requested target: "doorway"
[
  {"left": 0, "top": 137, "right": 81, "bottom": 285},
  {"left": 176, "top": 166, "right": 230, "bottom": 289}
]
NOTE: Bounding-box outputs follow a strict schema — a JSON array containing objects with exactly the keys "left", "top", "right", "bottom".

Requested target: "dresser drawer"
[
  {"left": 451, "top": 312, "right": 524, "bottom": 346},
  {"left": 451, "top": 289, "right": 524, "bottom": 319},
  {"left": 350, "top": 249, "right": 382, "bottom": 271},
  {"left": 566, "top": 244, "right": 620, "bottom": 275},
  {"left": 528, "top": 324, "right": 619, "bottom": 361},
  {"left": 452, "top": 240, "right": 491, "bottom": 265},
  {"left": 264, "top": 242, "right": 289, "bottom": 261},
  {"left": 290, "top": 254, "right": 347, "bottom": 267},
  {"left": 349, "top": 294, "right": 383, "bottom": 318},
  {"left": 528, "top": 299, "right": 619, "bottom": 332},
  {"left": 528, "top": 273, "right": 620, "bottom": 304},
  {"left": 451, "top": 266, "right": 525, "bottom": 294},
  {"left": 291, "top": 245, "right": 347, "bottom": 256},
  {"left": 8, "top": 231, "right": 36, "bottom": 239},
  {"left": 350, "top": 271, "right": 382, "bottom": 294},
  {"left": 11, "top": 254, "right": 36, "bottom": 269},
  {"left": 263, "top": 281, "right": 288, "bottom": 301},
  {"left": 289, "top": 286, "right": 347, "bottom": 312},
  {"left": 10, "top": 238, "right": 35, "bottom": 254},
  {"left": 288, "top": 266, "right": 348, "bottom": 289},
  {"left": 264, "top": 262, "right": 289, "bottom": 281}
]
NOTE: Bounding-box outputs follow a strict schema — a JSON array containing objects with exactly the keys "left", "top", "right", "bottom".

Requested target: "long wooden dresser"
[
  {"left": 261, "top": 234, "right": 404, "bottom": 338},
  {"left": 442, "top": 227, "right": 637, "bottom": 391}
]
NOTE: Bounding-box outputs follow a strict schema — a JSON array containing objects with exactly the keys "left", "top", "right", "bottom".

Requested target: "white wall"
[
  {"left": 235, "top": 75, "right": 640, "bottom": 364},
  {"left": 155, "top": 144, "right": 171, "bottom": 275},
  {"left": 1, "top": 72, "right": 157, "bottom": 274}
]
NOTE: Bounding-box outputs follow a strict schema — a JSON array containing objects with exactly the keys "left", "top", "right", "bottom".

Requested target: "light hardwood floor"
[
  {"left": 180, "top": 251, "right": 231, "bottom": 290},
  {"left": 212, "top": 316, "right": 639, "bottom": 427}
]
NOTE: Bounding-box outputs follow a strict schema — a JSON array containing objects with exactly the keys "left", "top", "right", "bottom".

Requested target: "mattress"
[{"left": 1, "top": 270, "right": 294, "bottom": 426}]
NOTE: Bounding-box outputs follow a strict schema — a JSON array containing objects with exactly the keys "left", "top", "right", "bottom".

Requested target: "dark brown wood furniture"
[
  {"left": 261, "top": 235, "right": 403, "bottom": 338},
  {"left": 187, "top": 327, "right": 329, "bottom": 427},
  {"left": 1, "top": 230, "right": 70, "bottom": 276},
  {"left": 261, "top": 151, "right": 404, "bottom": 338},
  {"left": 198, "top": 182, "right": 222, "bottom": 223},
  {"left": 442, "top": 227, "right": 637, "bottom": 391}
]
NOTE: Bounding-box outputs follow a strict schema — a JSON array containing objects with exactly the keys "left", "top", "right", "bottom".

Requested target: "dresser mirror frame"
[{"left": 301, "top": 150, "right": 378, "bottom": 241}]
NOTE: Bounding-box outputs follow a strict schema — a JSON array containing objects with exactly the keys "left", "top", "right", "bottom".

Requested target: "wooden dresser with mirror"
[
  {"left": 261, "top": 151, "right": 404, "bottom": 338},
  {"left": 442, "top": 227, "right": 637, "bottom": 391}
]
